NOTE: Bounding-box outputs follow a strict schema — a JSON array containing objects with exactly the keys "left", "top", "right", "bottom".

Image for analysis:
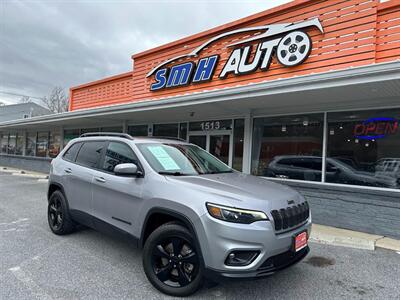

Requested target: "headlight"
[{"left": 206, "top": 203, "right": 268, "bottom": 224}]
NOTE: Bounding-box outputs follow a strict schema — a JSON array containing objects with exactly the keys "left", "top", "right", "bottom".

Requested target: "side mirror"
[{"left": 114, "top": 163, "right": 140, "bottom": 176}]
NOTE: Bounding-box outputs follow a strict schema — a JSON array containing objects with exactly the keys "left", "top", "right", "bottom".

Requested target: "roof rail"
[
  {"left": 79, "top": 132, "right": 134, "bottom": 140},
  {"left": 138, "top": 136, "right": 187, "bottom": 142}
]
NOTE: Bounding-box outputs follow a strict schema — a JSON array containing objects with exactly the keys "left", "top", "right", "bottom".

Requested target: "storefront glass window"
[
  {"left": 80, "top": 128, "right": 100, "bottom": 134},
  {"left": 26, "top": 132, "right": 36, "bottom": 156},
  {"left": 36, "top": 132, "right": 48, "bottom": 157},
  {"left": 0, "top": 133, "right": 8, "bottom": 154},
  {"left": 179, "top": 123, "right": 188, "bottom": 140},
  {"left": 153, "top": 123, "right": 179, "bottom": 137},
  {"left": 101, "top": 126, "right": 123, "bottom": 133},
  {"left": 8, "top": 133, "right": 16, "bottom": 155},
  {"left": 128, "top": 125, "right": 148, "bottom": 137},
  {"left": 327, "top": 109, "right": 400, "bottom": 189},
  {"left": 15, "top": 133, "right": 23, "bottom": 155},
  {"left": 252, "top": 114, "right": 324, "bottom": 181},
  {"left": 63, "top": 129, "right": 80, "bottom": 146},
  {"left": 233, "top": 119, "right": 244, "bottom": 171},
  {"left": 49, "top": 131, "right": 61, "bottom": 158}
]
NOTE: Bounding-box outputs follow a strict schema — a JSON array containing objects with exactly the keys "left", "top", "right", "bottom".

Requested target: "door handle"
[
  {"left": 64, "top": 168, "right": 72, "bottom": 174},
  {"left": 94, "top": 176, "right": 106, "bottom": 183}
]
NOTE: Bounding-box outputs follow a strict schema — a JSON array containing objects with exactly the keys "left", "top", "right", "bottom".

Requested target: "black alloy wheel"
[
  {"left": 47, "top": 190, "right": 75, "bottom": 235},
  {"left": 152, "top": 236, "right": 199, "bottom": 287},
  {"left": 143, "top": 223, "right": 204, "bottom": 297},
  {"left": 48, "top": 196, "right": 63, "bottom": 231}
]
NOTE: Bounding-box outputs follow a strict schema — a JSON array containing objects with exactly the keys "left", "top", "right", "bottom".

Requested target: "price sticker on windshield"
[{"left": 148, "top": 146, "right": 180, "bottom": 171}]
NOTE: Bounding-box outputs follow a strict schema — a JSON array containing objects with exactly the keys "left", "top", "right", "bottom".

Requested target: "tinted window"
[
  {"left": 103, "top": 142, "right": 139, "bottom": 172},
  {"left": 327, "top": 109, "right": 400, "bottom": 189},
  {"left": 63, "top": 142, "right": 82, "bottom": 162},
  {"left": 252, "top": 113, "right": 324, "bottom": 181},
  {"left": 76, "top": 141, "right": 104, "bottom": 168}
]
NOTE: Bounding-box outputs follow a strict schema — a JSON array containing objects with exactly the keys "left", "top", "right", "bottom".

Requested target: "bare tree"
[
  {"left": 41, "top": 87, "right": 69, "bottom": 113},
  {"left": 19, "top": 95, "right": 31, "bottom": 103}
]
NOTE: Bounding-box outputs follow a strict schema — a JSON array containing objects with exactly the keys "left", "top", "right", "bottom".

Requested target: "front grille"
[{"left": 271, "top": 202, "right": 309, "bottom": 231}]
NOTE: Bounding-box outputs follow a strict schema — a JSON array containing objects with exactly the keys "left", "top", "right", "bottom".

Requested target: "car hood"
[{"left": 165, "top": 172, "right": 303, "bottom": 212}]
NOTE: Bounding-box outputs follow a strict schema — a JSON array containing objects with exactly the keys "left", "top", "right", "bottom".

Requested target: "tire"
[
  {"left": 47, "top": 190, "right": 75, "bottom": 235},
  {"left": 142, "top": 223, "right": 204, "bottom": 297}
]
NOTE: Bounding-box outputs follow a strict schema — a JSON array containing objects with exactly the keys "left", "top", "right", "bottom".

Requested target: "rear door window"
[
  {"left": 63, "top": 142, "right": 82, "bottom": 162},
  {"left": 76, "top": 141, "right": 105, "bottom": 168}
]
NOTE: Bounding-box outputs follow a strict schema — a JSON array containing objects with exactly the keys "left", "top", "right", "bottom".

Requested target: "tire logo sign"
[{"left": 148, "top": 18, "right": 323, "bottom": 91}]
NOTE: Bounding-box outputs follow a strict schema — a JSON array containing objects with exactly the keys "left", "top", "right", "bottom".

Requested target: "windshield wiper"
[{"left": 158, "top": 171, "right": 189, "bottom": 176}]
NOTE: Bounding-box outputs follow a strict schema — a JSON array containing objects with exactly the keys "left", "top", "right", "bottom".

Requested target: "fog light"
[{"left": 225, "top": 250, "right": 259, "bottom": 266}]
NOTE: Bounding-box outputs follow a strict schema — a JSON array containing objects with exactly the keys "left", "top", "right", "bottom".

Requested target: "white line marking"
[{"left": 9, "top": 266, "right": 53, "bottom": 300}]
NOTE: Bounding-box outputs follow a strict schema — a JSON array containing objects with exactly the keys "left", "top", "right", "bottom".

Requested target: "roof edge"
[{"left": 70, "top": 71, "right": 132, "bottom": 91}]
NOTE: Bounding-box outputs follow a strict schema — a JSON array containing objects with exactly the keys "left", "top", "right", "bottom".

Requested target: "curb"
[
  {"left": 0, "top": 166, "right": 48, "bottom": 179},
  {"left": 310, "top": 224, "right": 400, "bottom": 252}
]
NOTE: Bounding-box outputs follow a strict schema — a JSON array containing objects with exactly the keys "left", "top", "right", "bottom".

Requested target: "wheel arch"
[
  {"left": 47, "top": 182, "right": 66, "bottom": 201},
  {"left": 140, "top": 207, "right": 204, "bottom": 263}
]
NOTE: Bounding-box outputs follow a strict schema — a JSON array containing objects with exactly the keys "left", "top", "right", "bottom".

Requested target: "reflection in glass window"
[
  {"left": 36, "top": 132, "right": 48, "bottom": 157},
  {"left": 63, "top": 129, "right": 80, "bottom": 146},
  {"left": 252, "top": 114, "right": 324, "bottom": 181},
  {"left": 15, "top": 133, "right": 23, "bottom": 155},
  {"left": 128, "top": 125, "right": 148, "bottom": 137},
  {"left": 8, "top": 133, "right": 16, "bottom": 155},
  {"left": 327, "top": 109, "right": 400, "bottom": 189},
  {"left": 103, "top": 142, "right": 138, "bottom": 172},
  {"left": 233, "top": 119, "right": 244, "bottom": 171},
  {"left": 0, "top": 133, "right": 8, "bottom": 154},
  {"left": 49, "top": 132, "right": 61, "bottom": 158},
  {"left": 26, "top": 132, "right": 36, "bottom": 156},
  {"left": 153, "top": 123, "right": 179, "bottom": 137}
]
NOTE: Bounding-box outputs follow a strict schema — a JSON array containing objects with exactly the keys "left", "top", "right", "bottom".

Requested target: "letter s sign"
[{"left": 150, "top": 69, "right": 168, "bottom": 91}]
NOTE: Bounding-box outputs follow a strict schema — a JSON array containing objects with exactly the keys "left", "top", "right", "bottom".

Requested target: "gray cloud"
[{"left": 0, "top": 0, "right": 290, "bottom": 104}]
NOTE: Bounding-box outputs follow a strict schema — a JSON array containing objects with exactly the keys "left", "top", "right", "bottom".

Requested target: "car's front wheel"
[
  {"left": 47, "top": 190, "right": 75, "bottom": 235},
  {"left": 142, "top": 223, "right": 204, "bottom": 297}
]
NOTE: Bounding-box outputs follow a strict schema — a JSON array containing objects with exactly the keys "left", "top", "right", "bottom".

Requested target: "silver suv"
[{"left": 47, "top": 133, "right": 311, "bottom": 296}]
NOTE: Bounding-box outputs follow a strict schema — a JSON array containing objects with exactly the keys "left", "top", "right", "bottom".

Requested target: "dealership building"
[{"left": 1, "top": 0, "right": 400, "bottom": 237}]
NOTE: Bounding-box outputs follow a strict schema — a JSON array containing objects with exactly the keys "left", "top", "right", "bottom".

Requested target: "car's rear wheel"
[
  {"left": 47, "top": 190, "right": 75, "bottom": 235},
  {"left": 143, "top": 223, "right": 204, "bottom": 297}
]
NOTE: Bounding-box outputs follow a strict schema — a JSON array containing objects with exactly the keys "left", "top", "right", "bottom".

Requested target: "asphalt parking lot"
[{"left": 1, "top": 171, "right": 399, "bottom": 299}]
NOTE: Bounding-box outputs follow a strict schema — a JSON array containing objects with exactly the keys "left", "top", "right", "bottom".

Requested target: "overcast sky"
[{"left": 0, "top": 0, "right": 291, "bottom": 104}]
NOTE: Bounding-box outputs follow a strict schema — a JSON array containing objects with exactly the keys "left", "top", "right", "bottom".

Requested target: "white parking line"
[{"left": 9, "top": 266, "right": 53, "bottom": 300}]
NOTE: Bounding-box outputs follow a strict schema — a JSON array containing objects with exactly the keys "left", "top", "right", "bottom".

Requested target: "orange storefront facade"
[
  {"left": 70, "top": 0, "right": 400, "bottom": 110},
  {"left": 1, "top": 0, "right": 400, "bottom": 237}
]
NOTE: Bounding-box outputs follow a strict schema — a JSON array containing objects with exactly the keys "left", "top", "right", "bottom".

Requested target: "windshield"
[{"left": 137, "top": 143, "right": 233, "bottom": 175}]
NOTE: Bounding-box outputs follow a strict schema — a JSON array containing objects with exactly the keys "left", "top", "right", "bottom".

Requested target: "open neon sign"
[{"left": 353, "top": 117, "right": 398, "bottom": 140}]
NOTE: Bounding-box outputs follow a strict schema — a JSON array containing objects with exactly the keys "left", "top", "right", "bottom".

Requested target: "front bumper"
[
  {"left": 205, "top": 246, "right": 309, "bottom": 281},
  {"left": 194, "top": 212, "right": 312, "bottom": 278}
]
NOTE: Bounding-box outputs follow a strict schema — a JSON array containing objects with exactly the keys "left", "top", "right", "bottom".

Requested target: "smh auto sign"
[{"left": 147, "top": 18, "right": 324, "bottom": 91}]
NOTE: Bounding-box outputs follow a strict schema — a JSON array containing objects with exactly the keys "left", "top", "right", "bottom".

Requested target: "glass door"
[
  {"left": 209, "top": 135, "right": 230, "bottom": 165},
  {"left": 188, "top": 131, "right": 233, "bottom": 166}
]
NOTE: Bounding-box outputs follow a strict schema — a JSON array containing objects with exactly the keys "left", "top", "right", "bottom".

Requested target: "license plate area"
[{"left": 293, "top": 231, "right": 308, "bottom": 252}]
